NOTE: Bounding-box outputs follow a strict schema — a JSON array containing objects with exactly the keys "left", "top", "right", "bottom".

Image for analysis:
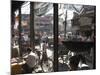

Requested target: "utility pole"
[
  {"left": 64, "top": 10, "right": 67, "bottom": 40},
  {"left": 18, "top": 6, "right": 22, "bottom": 57}
]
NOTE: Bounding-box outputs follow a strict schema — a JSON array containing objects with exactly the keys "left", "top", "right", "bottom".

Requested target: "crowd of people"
[
  {"left": 11, "top": 31, "right": 95, "bottom": 74},
  {"left": 11, "top": 32, "right": 53, "bottom": 74}
]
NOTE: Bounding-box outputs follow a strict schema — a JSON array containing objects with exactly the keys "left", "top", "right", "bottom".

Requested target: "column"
[
  {"left": 30, "top": 2, "right": 35, "bottom": 50},
  {"left": 53, "top": 3, "right": 58, "bottom": 72}
]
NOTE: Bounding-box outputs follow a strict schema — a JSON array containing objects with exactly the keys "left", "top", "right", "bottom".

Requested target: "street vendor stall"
[{"left": 62, "top": 41, "right": 94, "bottom": 52}]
